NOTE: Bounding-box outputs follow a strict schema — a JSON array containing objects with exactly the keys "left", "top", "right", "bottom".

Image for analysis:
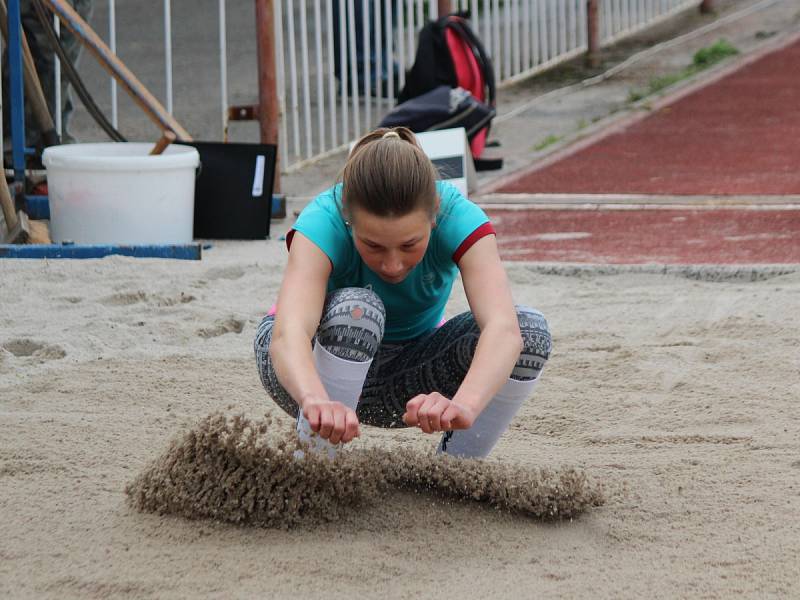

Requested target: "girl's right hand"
[{"left": 302, "top": 398, "right": 361, "bottom": 445}]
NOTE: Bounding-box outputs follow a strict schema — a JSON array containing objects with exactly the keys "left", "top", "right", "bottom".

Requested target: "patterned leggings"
[{"left": 254, "top": 287, "right": 552, "bottom": 428}]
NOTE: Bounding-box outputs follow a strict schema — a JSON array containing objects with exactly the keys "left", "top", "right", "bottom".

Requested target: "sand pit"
[
  {"left": 1, "top": 241, "right": 799, "bottom": 598},
  {"left": 126, "top": 413, "right": 604, "bottom": 528}
]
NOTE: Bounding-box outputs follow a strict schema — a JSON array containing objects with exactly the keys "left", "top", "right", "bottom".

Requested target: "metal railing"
[
  {"left": 2, "top": 0, "right": 705, "bottom": 175},
  {"left": 600, "top": 0, "right": 703, "bottom": 42},
  {"left": 275, "top": 0, "right": 702, "bottom": 170}
]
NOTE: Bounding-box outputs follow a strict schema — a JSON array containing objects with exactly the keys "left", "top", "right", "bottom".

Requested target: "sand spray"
[{"left": 126, "top": 412, "right": 605, "bottom": 529}]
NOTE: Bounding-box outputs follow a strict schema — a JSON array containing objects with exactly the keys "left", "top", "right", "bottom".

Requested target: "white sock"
[
  {"left": 295, "top": 341, "right": 372, "bottom": 459},
  {"left": 437, "top": 377, "right": 540, "bottom": 459}
]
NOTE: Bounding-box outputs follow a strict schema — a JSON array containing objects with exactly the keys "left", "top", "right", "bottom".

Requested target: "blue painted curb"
[{"left": 0, "top": 243, "right": 202, "bottom": 260}]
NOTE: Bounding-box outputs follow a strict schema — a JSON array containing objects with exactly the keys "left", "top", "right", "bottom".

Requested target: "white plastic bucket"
[{"left": 42, "top": 142, "right": 200, "bottom": 244}]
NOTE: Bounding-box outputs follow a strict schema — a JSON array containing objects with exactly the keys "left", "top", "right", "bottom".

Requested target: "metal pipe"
[
  {"left": 385, "top": 0, "right": 394, "bottom": 101},
  {"left": 219, "top": 0, "right": 228, "bottom": 140},
  {"left": 108, "top": 0, "right": 117, "bottom": 128},
  {"left": 325, "top": 0, "right": 337, "bottom": 148},
  {"left": 313, "top": 0, "right": 325, "bottom": 153},
  {"left": 502, "top": 0, "right": 510, "bottom": 78},
  {"left": 285, "top": 0, "right": 300, "bottom": 157},
  {"left": 7, "top": 0, "right": 27, "bottom": 182},
  {"left": 299, "top": 0, "right": 312, "bottom": 158},
  {"left": 373, "top": 0, "right": 382, "bottom": 110},
  {"left": 397, "top": 0, "right": 405, "bottom": 88},
  {"left": 347, "top": 0, "right": 360, "bottom": 138},
  {"left": 362, "top": 0, "right": 370, "bottom": 132},
  {"left": 255, "top": 0, "right": 280, "bottom": 191},
  {"left": 273, "top": 0, "right": 288, "bottom": 170},
  {"left": 338, "top": 0, "right": 349, "bottom": 144},
  {"left": 586, "top": 0, "right": 599, "bottom": 67},
  {"left": 164, "top": 0, "right": 173, "bottom": 114},
  {"left": 54, "top": 13, "right": 61, "bottom": 135}
]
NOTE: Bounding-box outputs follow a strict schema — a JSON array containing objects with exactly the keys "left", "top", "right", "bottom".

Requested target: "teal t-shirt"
[{"left": 290, "top": 181, "right": 492, "bottom": 341}]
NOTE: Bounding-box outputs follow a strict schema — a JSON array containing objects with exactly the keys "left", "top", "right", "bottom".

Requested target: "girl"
[{"left": 254, "top": 127, "right": 551, "bottom": 459}]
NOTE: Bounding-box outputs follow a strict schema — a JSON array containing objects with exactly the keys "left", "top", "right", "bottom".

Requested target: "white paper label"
[{"left": 252, "top": 155, "right": 266, "bottom": 197}]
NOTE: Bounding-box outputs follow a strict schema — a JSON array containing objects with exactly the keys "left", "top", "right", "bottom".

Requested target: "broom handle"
[
  {"left": 40, "top": 0, "right": 192, "bottom": 141},
  {"left": 149, "top": 131, "right": 177, "bottom": 155},
  {"left": 0, "top": 177, "right": 20, "bottom": 230}
]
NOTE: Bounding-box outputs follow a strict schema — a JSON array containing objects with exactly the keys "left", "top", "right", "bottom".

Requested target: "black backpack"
[
  {"left": 392, "top": 12, "right": 502, "bottom": 170},
  {"left": 380, "top": 85, "right": 495, "bottom": 142}
]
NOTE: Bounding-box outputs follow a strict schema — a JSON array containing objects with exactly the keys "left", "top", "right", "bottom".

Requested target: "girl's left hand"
[{"left": 402, "top": 393, "right": 476, "bottom": 433}]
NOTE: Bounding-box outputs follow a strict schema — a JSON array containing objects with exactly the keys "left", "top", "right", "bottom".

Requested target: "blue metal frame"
[
  {"left": 7, "top": 0, "right": 30, "bottom": 185},
  {"left": 0, "top": 243, "right": 203, "bottom": 260},
  {"left": 23, "top": 195, "right": 50, "bottom": 219}
]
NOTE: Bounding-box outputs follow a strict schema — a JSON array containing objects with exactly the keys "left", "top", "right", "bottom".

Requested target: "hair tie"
[{"left": 382, "top": 131, "right": 401, "bottom": 140}]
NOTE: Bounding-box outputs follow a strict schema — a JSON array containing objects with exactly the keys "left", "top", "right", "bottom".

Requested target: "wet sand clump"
[{"left": 127, "top": 413, "right": 604, "bottom": 528}]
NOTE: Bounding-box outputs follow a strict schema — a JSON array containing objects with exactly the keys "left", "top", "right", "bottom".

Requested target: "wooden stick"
[
  {"left": 0, "top": 177, "right": 30, "bottom": 244},
  {"left": 149, "top": 130, "right": 177, "bottom": 155},
  {"left": 0, "top": 177, "right": 18, "bottom": 229},
  {"left": 28, "top": 219, "right": 52, "bottom": 244},
  {"left": 40, "top": 0, "right": 192, "bottom": 141}
]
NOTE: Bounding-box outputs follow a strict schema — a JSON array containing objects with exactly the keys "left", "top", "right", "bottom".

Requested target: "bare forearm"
[
  {"left": 269, "top": 331, "right": 329, "bottom": 409},
  {"left": 452, "top": 322, "right": 522, "bottom": 416}
]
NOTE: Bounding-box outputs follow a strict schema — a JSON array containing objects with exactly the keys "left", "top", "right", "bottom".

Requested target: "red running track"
[
  {"left": 488, "top": 208, "right": 800, "bottom": 264},
  {"left": 497, "top": 39, "right": 800, "bottom": 196}
]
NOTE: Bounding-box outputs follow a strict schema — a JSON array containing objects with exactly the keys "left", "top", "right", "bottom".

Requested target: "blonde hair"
[{"left": 340, "top": 127, "right": 438, "bottom": 221}]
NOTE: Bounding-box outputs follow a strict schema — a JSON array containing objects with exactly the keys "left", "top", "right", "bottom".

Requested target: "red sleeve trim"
[
  {"left": 284, "top": 229, "right": 334, "bottom": 271},
  {"left": 452, "top": 222, "right": 496, "bottom": 263}
]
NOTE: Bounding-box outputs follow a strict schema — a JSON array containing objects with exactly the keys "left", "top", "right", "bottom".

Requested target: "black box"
[{"left": 187, "top": 141, "right": 277, "bottom": 239}]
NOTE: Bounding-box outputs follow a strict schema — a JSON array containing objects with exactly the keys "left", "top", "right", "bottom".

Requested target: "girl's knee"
[
  {"left": 512, "top": 306, "right": 552, "bottom": 381},
  {"left": 317, "top": 287, "right": 386, "bottom": 362}
]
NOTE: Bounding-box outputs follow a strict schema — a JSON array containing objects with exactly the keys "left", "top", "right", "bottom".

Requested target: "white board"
[{"left": 415, "top": 128, "right": 477, "bottom": 197}]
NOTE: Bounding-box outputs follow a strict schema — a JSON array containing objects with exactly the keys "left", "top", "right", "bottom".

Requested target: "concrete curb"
[{"left": 478, "top": 193, "right": 800, "bottom": 207}]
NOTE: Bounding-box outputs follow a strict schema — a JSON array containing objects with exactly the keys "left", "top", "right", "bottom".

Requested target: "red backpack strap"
[
  {"left": 444, "top": 27, "right": 484, "bottom": 102},
  {"left": 444, "top": 16, "right": 496, "bottom": 107}
]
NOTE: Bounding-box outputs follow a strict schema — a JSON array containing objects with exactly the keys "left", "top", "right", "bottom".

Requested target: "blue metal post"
[{"left": 7, "top": 0, "right": 28, "bottom": 186}]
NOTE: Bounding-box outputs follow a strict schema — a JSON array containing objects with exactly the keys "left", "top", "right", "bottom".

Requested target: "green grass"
[
  {"left": 627, "top": 39, "right": 739, "bottom": 103},
  {"left": 534, "top": 134, "right": 563, "bottom": 151},
  {"left": 648, "top": 72, "right": 685, "bottom": 94},
  {"left": 692, "top": 39, "right": 739, "bottom": 67}
]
